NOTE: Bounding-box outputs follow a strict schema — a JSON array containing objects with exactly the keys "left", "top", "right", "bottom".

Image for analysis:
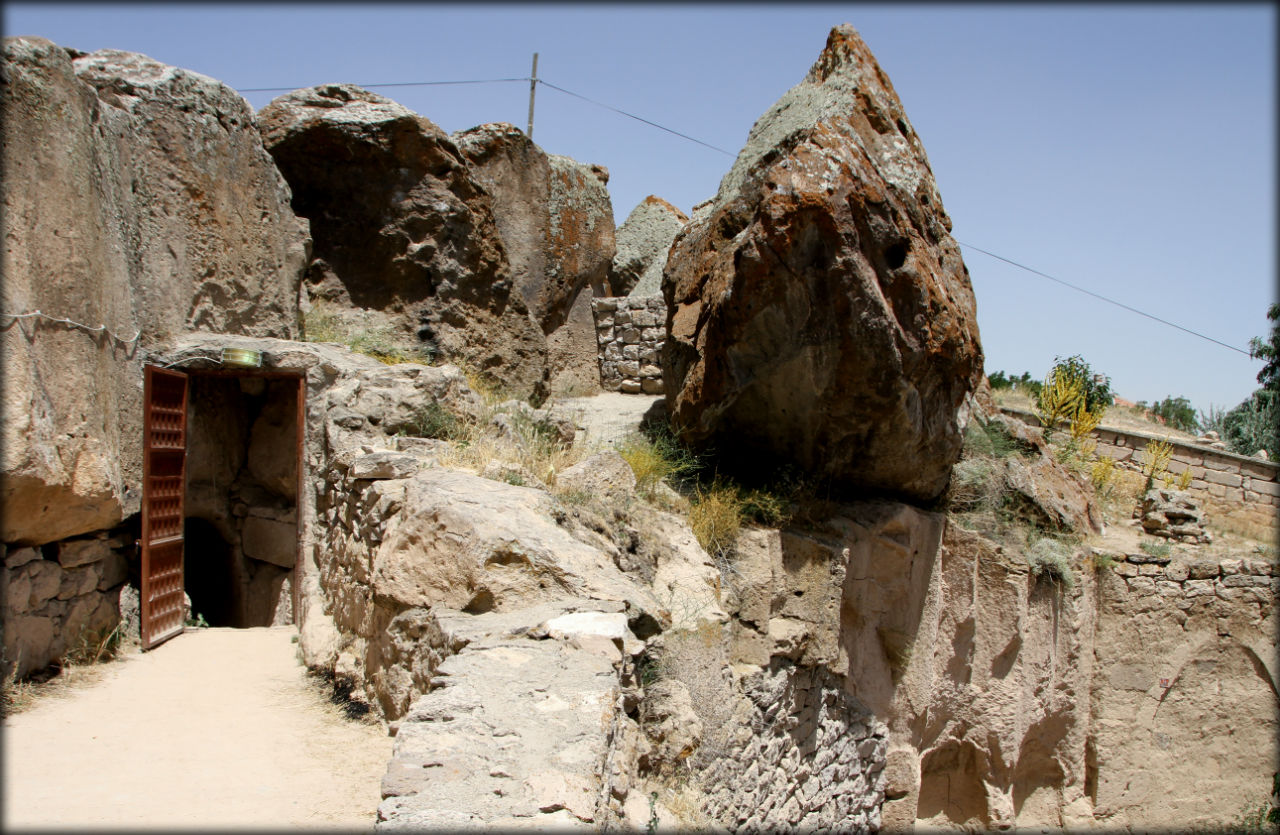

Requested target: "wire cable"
[
  {"left": 536, "top": 78, "right": 736, "bottom": 158},
  {"left": 954, "top": 239, "right": 1253, "bottom": 357},
  {"left": 238, "top": 77, "right": 527, "bottom": 94},
  {"left": 0, "top": 310, "right": 140, "bottom": 344}
]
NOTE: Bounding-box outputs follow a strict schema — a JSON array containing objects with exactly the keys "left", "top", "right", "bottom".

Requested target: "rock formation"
[
  {"left": 661, "top": 24, "right": 983, "bottom": 502},
  {"left": 453, "top": 123, "right": 615, "bottom": 395},
  {"left": 609, "top": 195, "right": 689, "bottom": 297},
  {"left": 257, "top": 86, "right": 546, "bottom": 398},
  {"left": 1, "top": 38, "right": 308, "bottom": 545}
]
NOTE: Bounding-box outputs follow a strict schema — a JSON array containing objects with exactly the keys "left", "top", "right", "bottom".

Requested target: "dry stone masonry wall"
[
  {"left": 699, "top": 663, "right": 888, "bottom": 831},
  {"left": 3, "top": 527, "right": 133, "bottom": 678},
  {"left": 592, "top": 296, "right": 665, "bottom": 394}
]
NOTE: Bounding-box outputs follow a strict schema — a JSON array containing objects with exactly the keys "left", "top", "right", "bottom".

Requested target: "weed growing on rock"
[
  {"left": 1027, "top": 538, "right": 1076, "bottom": 590},
  {"left": 689, "top": 481, "right": 744, "bottom": 564},
  {"left": 303, "top": 300, "right": 433, "bottom": 365},
  {"left": 1138, "top": 539, "right": 1171, "bottom": 559},
  {"left": 1090, "top": 550, "right": 1115, "bottom": 572},
  {"left": 1036, "top": 371, "right": 1085, "bottom": 441},
  {"left": 618, "top": 430, "right": 696, "bottom": 498},
  {"left": 405, "top": 401, "right": 463, "bottom": 441},
  {"left": 1140, "top": 438, "right": 1175, "bottom": 490}
]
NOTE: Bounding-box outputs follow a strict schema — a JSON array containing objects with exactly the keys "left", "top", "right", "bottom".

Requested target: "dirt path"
[{"left": 3, "top": 626, "right": 392, "bottom": 831}]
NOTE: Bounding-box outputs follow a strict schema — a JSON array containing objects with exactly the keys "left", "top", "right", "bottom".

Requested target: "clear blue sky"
[{"left": 5, "top": 3, "right": 1275, "bottom": 415}]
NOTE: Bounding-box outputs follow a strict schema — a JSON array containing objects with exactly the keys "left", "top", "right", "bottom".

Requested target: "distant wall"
[
  {"left": 999, "top": 407, "right": 1280, "bottom": 508},
  {"left": 592, "top": 295, "right": 665, "bottom": 394}
]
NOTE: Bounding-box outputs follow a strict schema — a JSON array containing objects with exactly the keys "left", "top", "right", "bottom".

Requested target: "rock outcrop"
[
  {"left": 257, "top": 86, "right": 546, "bottom": 398},
  {"left": 1, "top": 38, "right": 308, "bottom": 545},
  {"left": 609, "top": 195, "right": 689, "bottom": 297},
  {"left": 453, "top": 123, "right": 614, "bottom": 395},
  {"left": 661, "top": 24, "right": 983, "bottom": 502}
]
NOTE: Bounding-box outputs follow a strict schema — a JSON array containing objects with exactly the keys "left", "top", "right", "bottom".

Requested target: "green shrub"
[
  {"left": 618, "top": 430, "right": 697, "bottom": 497},
  {"left": 1027, "top": 538, "right": 1076, "bottom": 590},
  {"left": 1141, "top": 395, "right": 1199, "bottom": 433},
  {"left": 1138, "top": 539, "right": 1171, "bottom": 558},
  {"left": 406, "top": 401, "right": 463, "bottom": 440},
  {"left": 1048, "top": 354, "right": 1112, "bottom": 415}
]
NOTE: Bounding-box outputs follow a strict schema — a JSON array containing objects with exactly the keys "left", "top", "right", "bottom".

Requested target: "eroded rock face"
[
  {"left": 453, "top": 123, "right": 614, "bottom": 395},
  {"left": 1, "top": 38, "right": 308, "bottom": 544},
  {"left": 610, "top": 195, "right": 689, "bottom": 297},
  {"left": 257, "top": 86, "right": 546, "bottom": 398},
  {"left": 661, "top": 24, "right": 983, "bottom": 502}
]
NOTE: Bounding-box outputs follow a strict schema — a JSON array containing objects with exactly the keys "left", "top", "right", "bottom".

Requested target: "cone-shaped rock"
[{"left": 661, "top": 24, "right": 983, "bottom": 502}]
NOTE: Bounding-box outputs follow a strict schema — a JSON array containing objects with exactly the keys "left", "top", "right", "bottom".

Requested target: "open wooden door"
[{"left": 141, "top": 366, "right": 189, "bottom": 650}]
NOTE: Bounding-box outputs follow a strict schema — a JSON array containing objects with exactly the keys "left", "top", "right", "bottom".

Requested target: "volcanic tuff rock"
[
  {"left": 257, "top": 85, "right": 546, "bottom": 398},
  {"left": 1, "top": 38, "right": 309, "bottom": 544},
  {"left": 609, "top": 195, "right": 689, "bottom": 297},
  {"left": 453, "top": 123, "right": 614, "bottom": 395},
  {"left": 661, "top": 24, "right": 983, "bottom": 502}
]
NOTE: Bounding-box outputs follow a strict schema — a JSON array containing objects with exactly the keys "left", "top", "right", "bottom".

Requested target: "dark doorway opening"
[{"left": 183, "top": 372, "right": 302, "bottom": 628}]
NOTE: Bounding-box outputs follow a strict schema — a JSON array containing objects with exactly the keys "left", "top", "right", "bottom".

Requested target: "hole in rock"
[{"left": 884, "top": 241, "right": 909, "bottom": 270}]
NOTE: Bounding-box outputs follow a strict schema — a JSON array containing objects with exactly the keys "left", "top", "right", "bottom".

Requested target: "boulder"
[
  {"left": 454, "top": 123, "right": 613, "bottom": 396},
  {"left": 555, "top": 450, "right": 636, "bottom": 504},
  {"left": 661, "top": 25, "right": 983, "bottom": 502},
  {"left": 257, "top": 85, "right": 546, "bottom": 398},
  {"left": 371, "top": 469, "right": 658, "bottom": 616},
  {"left": 610, "top": 195, "right": 689, "bottom": 297},
  {"left": 453, "top": 124, "right": 615, "bottom": 328},
  {"left": 1, "top": 38, "right": 308, "bottom": 544}
]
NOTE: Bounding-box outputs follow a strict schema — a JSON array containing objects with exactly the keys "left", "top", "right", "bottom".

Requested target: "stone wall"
[
  {"left": 592, "top": 295, "right": 665, "bottom": 394},
  {"left": 3, "top": 526, "right": 132, "bottom": 679},
  {"left": 1001, "top": 406, "right": 1279, "bottom": 536},
  {"left": 1088, "top": 545, "right": 1278, "bottom": 829},
  {"left": 698, "top": 663, "right": 887, "bottom": 831}
]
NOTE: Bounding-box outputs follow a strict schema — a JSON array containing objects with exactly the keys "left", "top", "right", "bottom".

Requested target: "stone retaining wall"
[
  {"left": 699, "top": 663, "right": 887, "bottom": 830},
  {"left": 592, "top": 295, "right": 665, "bottom": 394},
  {"left": 3, "top": 527, "right": 131, "bottom": 679},
  {"left": 999, "top": 406, "right": 1280, "bottom": 508}
]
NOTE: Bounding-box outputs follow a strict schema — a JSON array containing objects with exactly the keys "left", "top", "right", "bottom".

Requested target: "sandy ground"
[
  {"left": 3, "top": 626, "right": 392, "bottom": 832},
  {"left": 558, "top": 392, "right": 663, "bottom": 449}
]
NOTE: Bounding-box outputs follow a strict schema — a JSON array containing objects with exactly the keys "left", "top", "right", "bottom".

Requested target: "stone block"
[
  {"left": 1163, "top": 562, "right": 1190, "bottom": 582},
  {"left": 25, "top": 560, "right": 62, "bottom": 607},
  {"left": 1138, "top": 563, "right": 1163, "bottom": 576},
  {"left": 641, "top": 378, "right": 664, "bottom": 395},
  {"left": 1201, "top": 456, "right": 1232, "bottom": 471},
  {"left": 350, "top": 452, "right": 420, "bottom": 480},
  {"left": 1112, "top": 561, "right": 1138, "bottom": 577},
  {"left": 619, "top": 328, "right": 641, "bottom": 344},
  {"left": 96, "top": 550, "right": 129, "bottom": 590},
  {"left": 57, "top": 564, "right": 100, "bottom": 600},
  {"left": 1220, "top": 559, "right": 1243, "bottom": 575},
  {"left": 620, "top": 380, "right": 642, "bottom": 394},
  {"left": 4, "top": 546, "right": 42, "bottom": 569},
  {"left": 639, "top": 364, "right": 662, "bottom": 379},
  {"left": 1203, "top": 470, "right": 1243, "bottom": 488},
  {"left": 57, "top": 537, "right": 110, "bottom": 568},
  {"left": 622, "top": 344, "right": 640, "bottom": 360},
  {"left": 1250, "top": 479, "right": 1280, "bottom": 498},
  {"left": 242, "top": 516, "right": 297, "bottom": 568},
  {"left": 618, "top": 360, "right": 640, "bottom": 377},
  {"left": 6, "top": 568, "right": 32, "bottom": 614}
]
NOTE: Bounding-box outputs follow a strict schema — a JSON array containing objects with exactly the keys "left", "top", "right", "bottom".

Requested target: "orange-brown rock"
[
  {"left": 452, "top": 123, "right": 614, "bottom": 396},
  {"left": 662, "top": 24, "right": 982, "bottom": 502}
]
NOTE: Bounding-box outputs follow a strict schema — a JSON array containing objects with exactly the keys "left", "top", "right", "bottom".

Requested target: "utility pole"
[{"left": 527, "top": 52, "right": 538, "bottom": 140}]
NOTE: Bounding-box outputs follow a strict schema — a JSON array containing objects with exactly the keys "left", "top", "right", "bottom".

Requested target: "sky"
[{"left": 5, "top": 3, "right": 1275, "bottom": 415}]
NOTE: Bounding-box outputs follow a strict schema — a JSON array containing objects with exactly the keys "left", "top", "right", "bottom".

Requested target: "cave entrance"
[{"left": 139, "top": 366, "right": 304, "bottom": 647}]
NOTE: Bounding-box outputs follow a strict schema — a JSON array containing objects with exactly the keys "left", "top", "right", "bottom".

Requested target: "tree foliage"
[
  {"left": 1138, "top": 396, "right": 1199, "bottom": 433},
  {"left": 1249, "top": 302, "right": 1280, "bottom": 393}
]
